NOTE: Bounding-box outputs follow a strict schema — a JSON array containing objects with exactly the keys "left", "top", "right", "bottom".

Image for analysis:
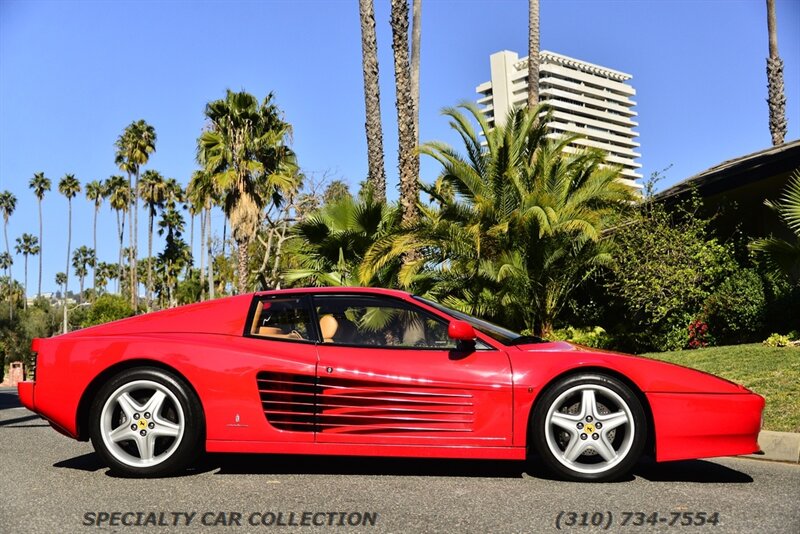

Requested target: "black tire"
[
  {"left": 89, "top": 367, "right": 204, "bottom": 477},
  {"left": 530, "top": 373, "right": 646, "bottom": 482}
]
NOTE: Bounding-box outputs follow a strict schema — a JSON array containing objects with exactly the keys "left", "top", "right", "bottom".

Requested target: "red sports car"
[{"left": 17, "top": 287, "right": 764, "bottom": 482}]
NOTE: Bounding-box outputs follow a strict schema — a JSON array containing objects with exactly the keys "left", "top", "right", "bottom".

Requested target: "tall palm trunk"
[
  {"left": 147, "top": 207, "right": 154, "bottom": 310},
  {"left": 22, "top": 255, "right": 28, "bottom": 310},
  {"left": 37, "top": 198, "right": 43, "bottom": 297},
  {"left": 236, "top": 240, "right": 248, "bottom": 295},
  {"left": 63, "top": 200, "right": 72, "bottom": 334},
  {"left": 359, "top": 0, "right": 387, "bottom": 201},
  {"left": 766, "top": 0, "right": 787, "bottom": 145},
  {"left": 391, "top": 0, "right": 419, "bottom": 226},
  {"left": 92, "top": 203, "right": 98, "bottom": 295},
  {"left": 3, "top": 220, "right": 11, "bottom": 320},
  {"left": 132, "top": 168, "right": 140, "bottom": 309},
  {"left": 199, "top": 207, "right": 206, "bottom": 301},
  {"left": 527, "top": 0, "right": 540, "bottom": 109},
  {"left": 206, "top": 206, "right": 214, "bottom": 299},
  {"left": 127, "top": 170, "right": 135, "bottom": 307},
  {"left": 411, "top": 0, "right": 421, "bottom": 141},
  {"left": 116, "top": 210, "right": 124, "bottom": 294}
]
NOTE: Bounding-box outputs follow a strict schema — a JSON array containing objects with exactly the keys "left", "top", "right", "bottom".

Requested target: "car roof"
[{"left": 253, "top": 286, "right": 413, "bottom": 299}]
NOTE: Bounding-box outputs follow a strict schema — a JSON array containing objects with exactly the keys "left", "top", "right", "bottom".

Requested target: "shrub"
[
  {"left": 764, "top": 333, "right": 791, "bottom": 347},
  {"left": 688, "top": 319, "right": 714, "bottom": 349},
  {"left": 552, "top": 326, "right": 611, "bottom": 349},
  {"left": 702, "top": 269, "right": 765, "bottom": 344},
  {"left": 81, "top": 295, "right": 135, "bottom": 328},
  {"left": 606, "top": 197, "right": 736, "bottom": 353}
]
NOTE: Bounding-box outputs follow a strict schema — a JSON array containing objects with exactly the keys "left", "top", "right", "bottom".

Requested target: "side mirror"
[{"left": 448, "top": 320, "right": 476, "bottom": 341}]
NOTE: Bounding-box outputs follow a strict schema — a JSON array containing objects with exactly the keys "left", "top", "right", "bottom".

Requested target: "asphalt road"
[{"left": 1, "top": 387, "right": 798, "bottom": 534}]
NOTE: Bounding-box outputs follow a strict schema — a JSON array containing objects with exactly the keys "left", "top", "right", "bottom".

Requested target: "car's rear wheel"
[
  {"left": 89, "top": 367, "right": 203, "bottom": 477},
  {"left": 531, "top": 373, "right": 646, "bottom": 482}
]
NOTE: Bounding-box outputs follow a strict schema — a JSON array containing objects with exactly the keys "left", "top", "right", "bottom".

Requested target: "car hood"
[{"left": 510, "top": 341, "right": 750, "bottom": 394}]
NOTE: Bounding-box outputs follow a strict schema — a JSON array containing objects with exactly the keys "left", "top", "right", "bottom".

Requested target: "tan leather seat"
[
  {"left": 319, "top": 315, "right": 338, "bottom": 343},
  {"left": 258, "top": 326, "right": 283, "bottom": 337}
]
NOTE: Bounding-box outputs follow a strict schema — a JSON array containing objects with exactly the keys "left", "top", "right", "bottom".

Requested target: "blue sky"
[{"left": 1, "top": 0, "right": 799, "bottom": 296}]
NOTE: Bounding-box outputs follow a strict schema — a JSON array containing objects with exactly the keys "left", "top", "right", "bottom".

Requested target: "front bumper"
[
  {"left": 648, "top": 391, "right": 765, "bottom": 462},
  {"left": 17, "top": 381, "right": 34, "bottom": 411}
]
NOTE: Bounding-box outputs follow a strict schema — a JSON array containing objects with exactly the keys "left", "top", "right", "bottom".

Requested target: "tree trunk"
[
  {"left": 199, "top": 207, "right": 206, "bottom": 301},
  {"left": 236, "top": 238, "right": 248, "bottom": 295},
  {"left": 63, "top": 200, "right": 72, "bottom": 334},
  {"left": 4, "top": 221, "right": 11, "bottom": 320},
  {"left": 37, "top": 199, "right": 43, "bottom": 297},
  {"left": 391, "top": 0, "right": 420, "bottom": 226},
  {"left": 147, "top": 208, "right": 153, "bottom": 311},
  {"left": 411, "top": 0, "right": 421, "bottom": 142},
  {"left": 132, "top": 169, "right": 140, "bottom": 309},
  {"left": 116, "top": 210, "right": 124, "bottom": 294},
  {"left": 359, "top": 0, "right": 387, "bottom": 202},
  {"left": 766, "top": 0, "right": 787, "bottom": 145},
  {"left": 92, "top": 204, "right": 98, "bottom": 298},
  {"left": 527, "top": 0, "right": 540, "bottom": 109},
  {"left": 207, "top": 206, "right": 215, "bottom": 300},
  {"left": 23, "top": 256, "right": 28, "bottom": 310}
]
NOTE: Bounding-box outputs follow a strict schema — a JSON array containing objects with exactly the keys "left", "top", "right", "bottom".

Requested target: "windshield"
[{"left": 413, "top": 296, "right": 545, "bottom": 346}]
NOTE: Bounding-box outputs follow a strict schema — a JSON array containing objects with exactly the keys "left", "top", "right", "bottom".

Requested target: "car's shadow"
[{"left": 53, "top": 452, "right": 753, "bottom": 483}]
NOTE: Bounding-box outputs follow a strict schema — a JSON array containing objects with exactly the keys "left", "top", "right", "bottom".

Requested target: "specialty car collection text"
[{"left": 82, "top": 511, "right": 378, "bottom": 528}]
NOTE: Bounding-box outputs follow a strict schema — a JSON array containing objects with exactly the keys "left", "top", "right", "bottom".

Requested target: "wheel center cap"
[
  {"left": 137, "top": 419, "right": 147, "bottom": 430},
  {"left": 585, "top": 423, "right": 595, "bottom": 434}
]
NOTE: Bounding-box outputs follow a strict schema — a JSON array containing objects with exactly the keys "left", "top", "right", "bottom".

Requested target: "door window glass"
[
  {"left": 249, "top": 297, "right": 315, "bottom": 342},
  {"left": 313, "top": 295, "right": 456, "bottom": 349}
]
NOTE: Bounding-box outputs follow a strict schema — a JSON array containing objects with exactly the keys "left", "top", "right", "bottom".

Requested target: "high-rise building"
[{"left": 476, "top": 50, "right": 642, "bottom": 187}]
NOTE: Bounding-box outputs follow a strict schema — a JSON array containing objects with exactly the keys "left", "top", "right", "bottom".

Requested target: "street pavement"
[{"left": 1, "top": 387, "right": 798, "bottom": 534}]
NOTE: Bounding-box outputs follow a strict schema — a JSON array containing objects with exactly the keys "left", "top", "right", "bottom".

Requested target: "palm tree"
[
  {"left": 358, "top": 0, "right": 387, "bottom": 201},
  {"left": 0, "top": 252, "right": 13, "bottom": 319},
  {"left": 197, "top": 90, "right": 295, "bottom": 294},
  {"left": 55, "top": 271, "right": 66, "bottom": 304},
  {"left": 527, "top": 0, "right": 540, "bottom": 108},
  {"left": 157, "top": 204, "right": 190, "bottom": 307},
  {"left": 85, "top": 179, "right": 106, "bottom": 294},
  {"left": 95, "top": 261, "right": 116, "bottom": 295},
  {"left": 71, "top": 246, "right": 95, "bottom": 303},
  {"left": 115, "top": 120, "right": 157, "bottom": 307},
  {"left": 138, "top": 170, "right": 168, "bottom": 309},
  {"left": 107, "top": 175, "right": 131, "bottom": 294},
  {"left": 750, "top": 168, "right": 800, "bottom": 281},
  {"left": 0, "top": 191, "right": 16, "bottom": 281},
  {"left": 363, "top": 103, "right": 634, "bottom": 336},
  {"left": 187, "top": 169, "right": 216, "bottom": 300},
  {"left": 390, "top": 0, "right": 420, "bottom": 226},
  {"left": 766, "top": 0, "right": 787, "bottom": 145},
  {"left": 286, "top": 192, "right": 401, "bottom": 287},
  {"left": 14, "top": 234, "right": 39, "bottom": 309},
  {"left": 58, "top": 174, "right": 81, "bottom": 333},
  {"left": 29, "top": 172, "right": 51, "bottom": 297}
]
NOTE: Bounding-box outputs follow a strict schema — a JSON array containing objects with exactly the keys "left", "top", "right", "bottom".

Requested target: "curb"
[{"left": 744, "top": 431, "right": 800, "bottom": 463}]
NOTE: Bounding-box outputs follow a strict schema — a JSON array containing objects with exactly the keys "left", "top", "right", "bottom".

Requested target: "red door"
[{"left": 312, "top": 294, "right": 513, "bottom": 447}]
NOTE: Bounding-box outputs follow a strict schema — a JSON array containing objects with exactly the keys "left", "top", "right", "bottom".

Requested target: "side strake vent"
[
  {"left": 256, "top": 372, "right": 316, "bottom": 431},
  {"left": 256, "top": 371, "right": 475, "bottom": 434}
]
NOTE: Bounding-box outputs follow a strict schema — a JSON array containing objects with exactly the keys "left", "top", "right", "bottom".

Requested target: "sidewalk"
[{"left": 746, "top": 430, "right": 800, "bottom": 463}]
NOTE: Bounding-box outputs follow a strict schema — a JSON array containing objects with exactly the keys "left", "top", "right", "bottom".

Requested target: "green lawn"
[{"left": 640, "top": 344, "right": 800, "bottom": 433}]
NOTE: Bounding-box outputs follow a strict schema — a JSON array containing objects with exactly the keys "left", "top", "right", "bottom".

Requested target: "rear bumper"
[
  {"left": 648, "top": 391, "right": 765, "bottom": 462},
  {"left": 17, "top": 381, "right": 34, "bottom": 411}
]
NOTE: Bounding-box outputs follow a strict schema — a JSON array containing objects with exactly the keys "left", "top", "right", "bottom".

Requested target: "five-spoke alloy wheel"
[
  {"left": 89, "top": 367, "right": 203, "bottom": 477},
  {"left": 532, "top": 374, "right": 646, "bottom": 482}
]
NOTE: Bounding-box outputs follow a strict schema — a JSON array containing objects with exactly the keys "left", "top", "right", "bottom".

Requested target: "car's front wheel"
[
  {"left": 531, "top": 373, "right": 646, "bottom": 482},
  {"left": 89, "top": 367, "right": 203, "bottom": 477}
]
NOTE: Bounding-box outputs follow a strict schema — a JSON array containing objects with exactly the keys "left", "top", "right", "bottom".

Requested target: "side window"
[
  {"left": 313, "top": 295, "right": 457, "bottom": 349},
  {"left": 249, "top": 297, "right": 315, "bottom": 342}
]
